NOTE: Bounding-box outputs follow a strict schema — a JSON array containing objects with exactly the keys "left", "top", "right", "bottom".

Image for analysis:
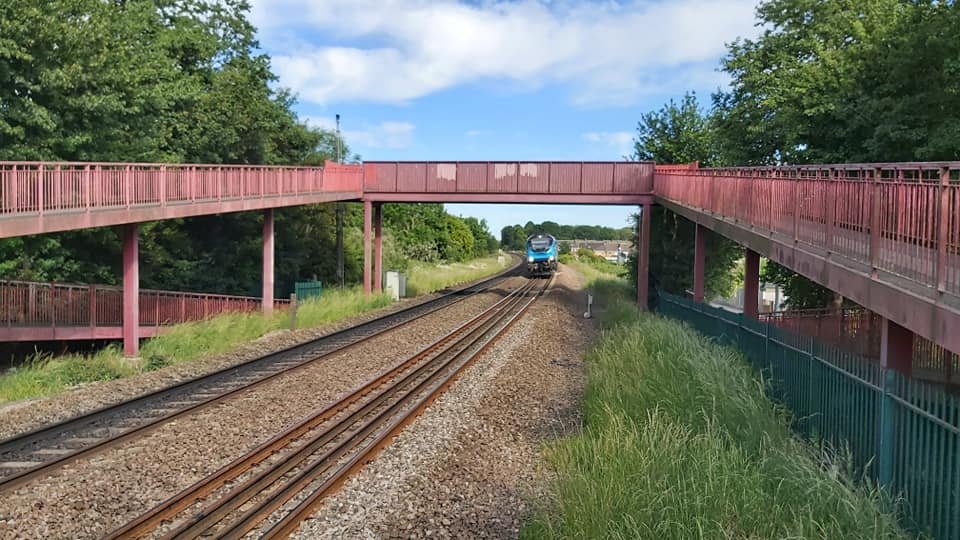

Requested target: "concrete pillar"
[
  {"left": 743, "top": 249, "right": 760, "bottom": 319},
  {"left": 262, "top": 209, "right": 275, "bottom": 315},
  {"left": 637, "top": 203, "right": 651, "bottom": 311},
  {"left": 880, "top": 317, "right": 914, "bottom": 376},
  {"left": 693, "top": 224, "right": 706, "bottom": 302},
  {"left": 374, "top": 203, "right": 383, "bottom": 294},
  {"left": 363, "top": 200, "right": 373, "bottom": 295},
  {"left": 122, "top": 223, "right": 139, "bottom": 357}
]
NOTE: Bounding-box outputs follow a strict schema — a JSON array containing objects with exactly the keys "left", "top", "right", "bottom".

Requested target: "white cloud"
[
  {"left": 583, "top": 131, "right": 634, "bottom": 156},
  {"left": 303, "top": 116, "right": 416, "bottom": 149},
  {"left": 251, "top": 0, "right": 758, "bottom": 106}
]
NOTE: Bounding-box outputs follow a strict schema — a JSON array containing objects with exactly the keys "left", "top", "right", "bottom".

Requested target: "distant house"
[{"left": 561, "top": 239, "right": 632, "bottom": 263}]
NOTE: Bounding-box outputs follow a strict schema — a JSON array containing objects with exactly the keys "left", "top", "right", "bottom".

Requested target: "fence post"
[
  {"left": 877, "top": 369, "right": 897, "bottom": 488},
  {"left": 793, "top": 175, "right": 800, "bottom": 243},
  {"left": 289, "top": 293, "right": 298, "bottom": 331},
  {"left": 89, "top": 284, "right": 97, "bottom": 331},
  {"left": 936, "top": 166, "right": 949, "bottom": 293},
  {"left": 825, "top": 168, "right": 835, "bottom": 255},
  {"left": 870, "top": 168, "right": 882, "bottom": 278}
]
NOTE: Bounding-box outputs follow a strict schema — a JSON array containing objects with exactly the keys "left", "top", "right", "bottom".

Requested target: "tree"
[
  {"left": 627, "top": 93, "right": 741, "bottom": 300},
  {"left": 631, "top": 92, "right": 719, "bottom": 166}
]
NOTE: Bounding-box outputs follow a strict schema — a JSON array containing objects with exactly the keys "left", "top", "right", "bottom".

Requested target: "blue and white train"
[{"left": 525, "top": 233, "right": 558, "bottom": 277}]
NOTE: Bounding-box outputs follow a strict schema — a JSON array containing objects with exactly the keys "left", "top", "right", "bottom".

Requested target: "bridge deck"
[{"left": 655, "top": 162, "right": 960, "bottom": 354}]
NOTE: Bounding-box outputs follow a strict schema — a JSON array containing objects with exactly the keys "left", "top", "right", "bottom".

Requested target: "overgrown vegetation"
[
  {"left": 523, "top": 273, "right": 905, "bottom": 539},
  {"left": 405, "top": 255, "right": 508, "bottom": 296},
  {"left": 0, "top": 255, "right": 508, "bottom": 404},
  {"left": 559, "top": 248, "right": 626, "bottom": 279}
]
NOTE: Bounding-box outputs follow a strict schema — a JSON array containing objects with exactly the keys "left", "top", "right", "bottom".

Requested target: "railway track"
[
  {"left": 0, "top": 260, "right": 521, "bottom": 493},
  {"left": 107, "top": 275, "right": 551, "bottom": 539}
]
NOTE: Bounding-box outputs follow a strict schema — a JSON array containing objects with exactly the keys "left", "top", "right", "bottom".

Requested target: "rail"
[
  {"left": 655, "top": 162, "right": 960, "bottom": 298},
  {"left": 0, "top": 279, "right": 287, "bottom": 329}
]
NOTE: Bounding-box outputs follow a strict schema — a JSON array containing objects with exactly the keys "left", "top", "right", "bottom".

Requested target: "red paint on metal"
[
  {"left": 654, "top": 162, "right": 960, "bottom": 299},
  {"left": 549, "top": 163, "right": 581, "bottom": 193},
  {"left": 362, "top": 192, "right": 653, "bottom": 205},
  {"left": 262, "top": 209, "right": 275, "bottom": 315},
  {"left": 744, "top": 249, "right": 760, "bottom": 319},
  {"left": 881, "top": 317, "right": 914, "bottom": 376},
  {"left": 122, "top": 224, "right": 139, "bottom": 356},
  {"left": 374, "top": 203, "right": 383, "bottom": 294},
  {"left": 363, "top": 200, "right": 372, "bottom": 295},
  {"left": 457, "top": 163, "right": 487, "bottom": 192},
  {"left": 518, "top": 163, "right": 549, "bottom": 193},
  {"left": 0, "top": 280, "right": 288, "bottom": 343},
  {"left": 638, "top": 203, "right": 651, "bottom": 311},
  {"left": 582, "top": 163, "right": 615, "bottom": 193},
  {"left": 487, "top": 163, "right": 518, "bottom": 193},
  {"left": 0, "top": 161, "right": 362, "bottom": 239},
  {"left": 693, "top": 224, "right": 706, "bottom": 302},
  {"left": 397, "top": 163, "right": 428, "bottom": 192}
]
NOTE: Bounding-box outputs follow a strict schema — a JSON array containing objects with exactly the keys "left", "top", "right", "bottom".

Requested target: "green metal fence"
[
  {"left": 659, "top": 292, "right": 960, "bottom": 539},
  {"left": 294, "top": 280, "right": 323, "bottom": 301}
]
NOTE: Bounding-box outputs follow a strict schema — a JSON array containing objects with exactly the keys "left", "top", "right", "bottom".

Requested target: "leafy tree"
[
  {"left": 627, "top": 93, "right": 742, "bottom": 300},
  {"left": 632, "top": 92, "right": 719, "bottom": 166}
]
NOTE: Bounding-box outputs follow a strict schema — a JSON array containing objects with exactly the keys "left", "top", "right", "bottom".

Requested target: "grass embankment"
[
  {"left": 523, "top": 274, "right": 905, "bottom": 539},
  {"left": 405, "top": 254, "right": 509, "bottom": 296},
  {"left": 0, "top": 255, "right": 511, "bottom": 404}
]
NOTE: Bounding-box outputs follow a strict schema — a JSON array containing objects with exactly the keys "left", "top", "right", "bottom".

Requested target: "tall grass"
[
  {"left": 405, "top": 255, "right": 508, "bottom": 296},
  {"left": 523, "top": 278, "right": 906, "bottom": 539},
  {"left": 0, "top": 254, "right": 505, "bottom": 405}
]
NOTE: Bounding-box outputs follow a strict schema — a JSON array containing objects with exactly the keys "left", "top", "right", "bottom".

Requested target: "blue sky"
[{"left": 249, "top": 0, "right": 760, "bottom": 236}]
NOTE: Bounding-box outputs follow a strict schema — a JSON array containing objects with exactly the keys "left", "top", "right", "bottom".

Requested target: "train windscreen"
[{"left": 528, "top": 238, "right": 553, "bottom": 252}]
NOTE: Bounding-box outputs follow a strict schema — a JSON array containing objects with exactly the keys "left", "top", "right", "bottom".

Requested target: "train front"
[{"left": 525, "top": 234, "right": 557, "bottom": 276}]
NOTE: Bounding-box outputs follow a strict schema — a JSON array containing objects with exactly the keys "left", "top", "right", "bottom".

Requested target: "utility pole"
[{"left": 335, "top": 114, "right": 345, "bottom": 288}]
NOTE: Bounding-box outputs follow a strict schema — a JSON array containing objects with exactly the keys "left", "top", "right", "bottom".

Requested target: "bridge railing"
[
  {"left": 0, "top": 280, "right": 288, "bottom": 329},
  {"left": 760, "top": 307, "right": 958, "bottom": 386},
  {"left": 655, "top": 163, "right": 960, "bottom": 298},
  {"left": 0, "top": 161, "right": 363, "bottom": 218}
]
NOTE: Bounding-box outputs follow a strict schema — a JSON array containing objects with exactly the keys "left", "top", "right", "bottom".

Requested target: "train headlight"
[
  {"left": 549, "top": 254, "right": 556, "bottom": 262},
  {"left": 527, "top": 256, "right": 534, "bottom": 263}
]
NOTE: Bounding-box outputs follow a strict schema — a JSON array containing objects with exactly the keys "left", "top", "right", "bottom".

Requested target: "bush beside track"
[
  {"left": 0, "top": 255, "right": 512, "bottom": 404},
  {"left": 522, "top": 270, "right": 907, "bottom": 539}
]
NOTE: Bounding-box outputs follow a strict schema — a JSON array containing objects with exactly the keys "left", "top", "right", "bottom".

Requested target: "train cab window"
[{"left": 528, "top": 238, "right": 552, "bottom": 252}]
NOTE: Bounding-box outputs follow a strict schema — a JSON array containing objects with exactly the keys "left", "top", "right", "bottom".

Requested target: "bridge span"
[{"left": 2, "top": 158, "right": 959, "bottom": 375}]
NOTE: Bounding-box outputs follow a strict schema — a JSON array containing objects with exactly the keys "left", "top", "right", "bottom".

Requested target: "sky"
[{"left": 248, "top": 0, "right": 761, "bottom": 237}]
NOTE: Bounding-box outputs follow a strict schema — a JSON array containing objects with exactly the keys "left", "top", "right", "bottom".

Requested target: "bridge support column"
[
  {"left": 693, "top": 224, "right": 706, "bottom": 302},
  {"left": 744, "top": 249, "right": 760, "bottom": 319},
  {"left": 122, "top": 223, "right": 139, "bottom": 357},
  {"left": 374, "top": 203, "right": 383, "bottom": 294},
  {"left": 363, "top": 200, "right": 372, "bottom": 295},
  {"left": 637, "top": 203, "right": 651, "bottom": 311},
  {"left": 262, "top": 209, "right": 275, "bottom": 316},
  {"left": 880, "top": 318, "right": 914, "bottom": 376}
]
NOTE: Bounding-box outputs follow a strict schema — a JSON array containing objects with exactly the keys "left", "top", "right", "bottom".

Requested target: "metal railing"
[
  {"left": 0, "top": 161, "right": 363, "bottom": 217},
  {"left": 654, "top": 163, "right": 960, "bottom": 297},
  {"left": 661, "top": 292, "right": 960, "bottom": 539},
  {"left": 0, "top": 280, "right": 288, "bottom": 329},
  {"left": 760, "top": 308, "right": 959, "bottom": 386}
]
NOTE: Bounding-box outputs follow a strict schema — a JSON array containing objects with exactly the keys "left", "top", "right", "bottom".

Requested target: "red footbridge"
[
  {"left": 1, "top": 159, "right": 957, "bottom": 373},
  {"left": 3, "top": 158, "right": 960, "bottom": 539}
]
